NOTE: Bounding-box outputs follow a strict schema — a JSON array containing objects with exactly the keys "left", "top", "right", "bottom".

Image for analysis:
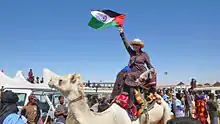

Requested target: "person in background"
[
  {"left": 40, "top": 77, "right": 44, "bottom": 83},
  {"left": 172, "top": 93, "right": 177, "bottom": 117},
  {"left": 159, "top": 90, "right": 164, "bottom": 97},
  {"left": 28, "top": 69, "right": 33, "bottom": 78},
  {"left": 169, "top": 89, "right": 173, "bottom": 102},
  {"left": 21, "top": 95, "right": 41, "bottom": 124},
  {"left": 206, "top": 93, "right": 219, "bottom": 124},
  {"left": 39, "top": 113, "right": 52, "bottom": 124},
  {"left": 36, "top": 77, "right": 39, "bottom": 84},
  {"left": 174, "top": 93, "right": 185, "bottom": 117},
  {"left": 183, "top": 90, "right": 189, "bottom": 117},
  {"left": 186, "top": 88, "right": 194, "bottom": 117},
  {"left": 54, "top": 96, "right": 68, "bottom": 124},
  {"left": 27, "top": 69, "right": 34, "bottom": 83},
  {"left": 216, "top": 94, "right": 220, "bottom": 120},
  {"left": 162, "top": 90, "right": 170, "bottom": 100},
  {"left": 0, "top": 90, "right": 27, "bottom": 124},
  {"left": 32, "top": 76, "right": 35, "bottom": 83},
  {"left": 163, "top": 94, "right": 174, "bottom": 118},
  {"left": 191, "top": 91, "right": 197, "bottom": 118},
  {"left": 195, "top": 94, "right": 208, "bottom": 124},
  {"left": 98, "top": 97, "right": 109, "bottom": 112}
]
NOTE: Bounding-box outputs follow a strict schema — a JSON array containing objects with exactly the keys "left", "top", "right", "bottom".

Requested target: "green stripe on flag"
[{"left": 88, "top": 16, "right": 119, "bottom": 29}]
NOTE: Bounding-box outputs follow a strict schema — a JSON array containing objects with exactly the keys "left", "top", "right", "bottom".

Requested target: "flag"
[{"left": 88, "top": 10, "right": 125, "bottom": 29}]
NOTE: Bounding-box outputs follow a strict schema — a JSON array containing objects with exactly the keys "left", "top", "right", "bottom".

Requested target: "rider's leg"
[
  {"left": 128, "top": 87, "right": 135, "bottom": 109},
  {"left": 122, "top": 83, "right": 134, "bottom": 109},
  {"left": 111, "top": 71, "right": 126, "bottom": 99}
]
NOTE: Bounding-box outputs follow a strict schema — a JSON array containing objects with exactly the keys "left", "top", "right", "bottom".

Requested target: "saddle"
[{"left": 112, "top": 89, "right": 162, "bottom": 121}]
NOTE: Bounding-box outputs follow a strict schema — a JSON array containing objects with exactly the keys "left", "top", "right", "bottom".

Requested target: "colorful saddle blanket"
[
  {"left": 112, "top": 93, "right": 140, "bottom": 121},
  {"left": 112, "top": 91, "right": 162, "bottom": 121}
]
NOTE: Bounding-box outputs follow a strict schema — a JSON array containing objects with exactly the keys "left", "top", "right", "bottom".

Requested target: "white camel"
[
  {"left": 48, "top": 73, "right": 170, "bottom": 124},
  {"left": 49, "top": 74, "right": 140, "bottom": 124}
]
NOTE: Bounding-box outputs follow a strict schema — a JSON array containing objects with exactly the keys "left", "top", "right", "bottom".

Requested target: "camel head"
[{"left": 48, "top": 73, "right": 84, "bottom": 100}]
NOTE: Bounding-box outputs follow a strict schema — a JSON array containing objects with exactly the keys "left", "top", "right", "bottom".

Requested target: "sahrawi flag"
[{"left": 88, "top": 10, "right": 125, "bottom": 29}]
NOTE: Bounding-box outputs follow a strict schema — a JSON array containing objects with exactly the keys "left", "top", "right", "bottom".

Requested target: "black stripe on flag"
[{"left": 97, "top": 10, "right": 122, "bottom": 18}]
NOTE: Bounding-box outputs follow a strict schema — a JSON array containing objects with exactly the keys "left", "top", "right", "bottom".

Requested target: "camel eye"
[{"left": 59, "top": 79, "right": 63, "bottom": 85}]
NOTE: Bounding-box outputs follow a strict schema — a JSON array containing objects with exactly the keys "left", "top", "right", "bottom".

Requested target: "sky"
[{"left": 0, "top": 0, "right": 220, "bottom": 84}]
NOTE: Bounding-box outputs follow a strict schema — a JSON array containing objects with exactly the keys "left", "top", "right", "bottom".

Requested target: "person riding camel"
[{"left": 111, "top": 27, "right": 157, "bottom": 109}]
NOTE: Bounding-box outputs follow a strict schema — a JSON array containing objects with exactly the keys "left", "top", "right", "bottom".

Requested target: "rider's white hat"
[{"left": 130, "top": 38, "right": 144, "bottom": 48}]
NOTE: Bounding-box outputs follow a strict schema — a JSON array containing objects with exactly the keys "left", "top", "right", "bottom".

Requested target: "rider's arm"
[
  {"left": 144, "top": 53, "right": 154, "bottom": 69},
  {"left": 119, "top": 30, "right": 135, "bottom": 56}
]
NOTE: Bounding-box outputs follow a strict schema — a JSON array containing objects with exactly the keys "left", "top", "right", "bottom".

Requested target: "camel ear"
[
  {"left": 70, "top": 73, "right": 81, "bottom": 83},
  {"left": 50, "top": 76, "right": 59, "bottom": 81}
]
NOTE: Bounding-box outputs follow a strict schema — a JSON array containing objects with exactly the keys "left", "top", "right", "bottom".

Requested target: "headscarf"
[
  {"left": 0, "top": 90, "right": 19, "bottom": 124},
  {"left": 28, "top": 95, "right": 37, "bottom": 101},
  {"left": 176, "top": 93, "right": 181, "bottom": 100},
  {"left": 199, "top": 94, "right": 205, "bottom": 100}
]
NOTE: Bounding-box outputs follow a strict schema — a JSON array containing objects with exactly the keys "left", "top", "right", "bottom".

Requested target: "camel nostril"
[
  {"left": 59, "top": 79, "right": 63, "bottom": 85},
  {"left": 48, "top": 82, "right": 54, "bottom": 88}
]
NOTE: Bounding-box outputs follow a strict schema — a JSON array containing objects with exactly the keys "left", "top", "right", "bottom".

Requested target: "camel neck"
[
  {"left": 67, "top": 96, "right": 93, "bottom": 123},
  {"left": 68, "top": 93, "right": 91, "bottom": 112}
]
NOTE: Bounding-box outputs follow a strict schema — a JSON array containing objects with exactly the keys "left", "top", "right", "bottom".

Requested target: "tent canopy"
[
  {"left": 13, "top": 71, "right": 51, "bottom": 90},
  {"left": 0, "top": 68, "right": 59, "bottom": 90},
  {"left": 43, "top": 68, "right": 59, "bottom": 84},
  {"left": 0, "top": 71, "right": 32, "bottom": 88}
]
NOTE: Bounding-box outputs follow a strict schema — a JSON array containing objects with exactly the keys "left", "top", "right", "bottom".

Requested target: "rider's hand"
[
  {"left": 119, "top": 27, "right": 123, "bottom": 33},
  {"left": 150, "top": 68, "right": 155, "bottom": 73}
]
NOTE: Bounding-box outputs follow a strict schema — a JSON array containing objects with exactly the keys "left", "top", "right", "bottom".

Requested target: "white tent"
[
  {"left": 13, "top": 71, "right": 28, "bottom": 82},
  {"left": 13, "top": 71, "right": 51, "bottom": 90},
  {"left": 43, "top": 68, "right": 59, "bottom": 85},
  {"left": 1, "top": 68, "right": 58, "bottom": 90},
  {"left": 0, "top": 71, "right": 32, "bottom": 88}
]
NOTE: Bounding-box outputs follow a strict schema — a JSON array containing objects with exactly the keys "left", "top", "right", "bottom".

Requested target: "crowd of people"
[
  {"left": 158, "top": 88, "right": 219, "bottom": 124},
  {"left": 0, "top": 90, "right": 65, "bottom": 124},
  {"left": 0, "top": 86, "right": 220, "bottom": 124},
  {"left": 88, "top": 88, "right": 220, "bottom": 124},
  {"left": 55, "top": 87, "right": 220, "bottom": 124},
  {"left": 54, "top": 87, "right": 220, "bottom": 124}
]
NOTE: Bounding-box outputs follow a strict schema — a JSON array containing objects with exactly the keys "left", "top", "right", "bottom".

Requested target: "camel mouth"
[{"left": 48, "top": 80, "right": 55, "bottom": 89}]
